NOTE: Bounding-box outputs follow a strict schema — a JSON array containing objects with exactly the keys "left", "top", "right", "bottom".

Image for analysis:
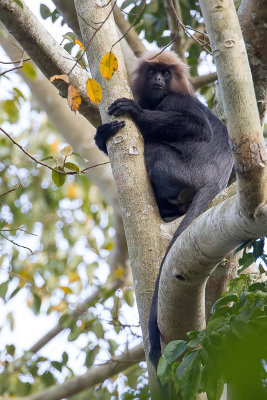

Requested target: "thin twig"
[
  {"left": 0, "top": 226, "right": 38, "bottom": 236},
  {"left": 0, "top": 232, "right": 33, "bottom": 253},
  {"left": 169, "top": 0, "right": 212, "bottom": 54},
  {"left": 111, "top": 0, "right": 146, "bottom": 51},
  {"left": 0, "top": 183, "right": 23, "bottom": 197},
  {"left": 0, "top": 58, "right": 31, "bottom": 65},
  {"left": 0, "top": 127, "right": 110, "bottom": 176},
  {"left": 68, "top": 1, "right": 118, "bottom": 75},
  {"left": 81, "top": 161, "right": 110, "bottom": 173}
]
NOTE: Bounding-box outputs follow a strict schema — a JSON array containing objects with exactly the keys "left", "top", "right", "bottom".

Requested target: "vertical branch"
[
  {"left": 73, "top": 0, "right": 168, "bottom": 394},
  {"left": 198, "top": 0, "right": 267, "bottom": 215}
]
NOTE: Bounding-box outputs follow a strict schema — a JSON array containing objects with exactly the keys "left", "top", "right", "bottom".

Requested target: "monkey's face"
[{"left": 144, "top": 64, "right": 172, "bottom": 105}]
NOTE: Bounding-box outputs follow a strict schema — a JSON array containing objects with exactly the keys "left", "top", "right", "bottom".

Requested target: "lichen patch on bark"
[{"left": 231, "top": 135, "right": 267, "bottom": 173}]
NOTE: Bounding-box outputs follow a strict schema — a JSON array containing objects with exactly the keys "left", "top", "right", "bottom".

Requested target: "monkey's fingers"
[
  {"left": 94, "top": 121, "right": 126, "bottom": 154},
  {"left": 108, "top": 98, "right": 133, "bottom": 115}
]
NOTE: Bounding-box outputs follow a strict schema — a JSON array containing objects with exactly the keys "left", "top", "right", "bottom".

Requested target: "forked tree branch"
[{"left": 158, "top": 0, "right": 267, "bottom": 350}]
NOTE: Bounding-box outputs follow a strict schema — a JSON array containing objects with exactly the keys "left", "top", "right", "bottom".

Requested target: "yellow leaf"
[
  {"left": 54, "top": 301, "right": 67, "bottom": 312},
  {"left": 104, "top": 241, "right": 114, "bottom": 251},
  {"left": 114, "top": 267, "right": 124, "bottom": 279},
  {"left": 59, "top": 286, "right": 73, "bottom": 295},
  {"left": 68, "top": 271, "right": 80, "bottom": 283},
  {"left": 100, "top": 52, "right": 118, "bottom": 80},
  {"left": 86, "top": 78, "right": 102, "bottom": 104},
  {"left": 50, "top": 139, "right": 60, "bottom": 154},
  {"left": 27, "top": 294, "right": 33, "bottom": 308},
  {"left": 68, "top": 84, "right": 81, "bottom": 113},
  {"left": 67, "top": 183, "right": 79, "bottom": 200},
  {"left": 61, "top": 145, "right": 72, "bottom": 156},
  {"left": 75, "top": 39, "right": 85, "bottom": 51}
]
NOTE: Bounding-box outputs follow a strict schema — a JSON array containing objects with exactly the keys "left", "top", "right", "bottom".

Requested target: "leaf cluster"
[{"left": 157, "top": 276, "right": 267, "bottom": 400}]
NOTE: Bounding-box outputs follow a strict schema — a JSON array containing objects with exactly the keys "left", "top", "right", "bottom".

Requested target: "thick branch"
[
  {"left": 52, "top": 0, "right": 82, "bottom": 41},
  {"left": 190, "top": 71, "right": 218, "bottom": 90},
  {"left": 0, "top": 0, "right": 100, "bottom": 126},
  {"left": 158, "top": 195, "right": 267, "bottom": 347},
  {"left": 238, "top": 0, "right": 267, "bottom": 123},
  {"left": 18, "top": 344, "right": 145, "bottom": 400},
  {"left": 199, "top": 0, "right": 267, "bottom": 216},
  {"left": 73, "top": 0, "right": 167, "bottom": 394}
]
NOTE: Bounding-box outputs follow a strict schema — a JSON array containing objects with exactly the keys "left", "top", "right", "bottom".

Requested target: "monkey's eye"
[
  {"left": 162, "top": 70, "right": 170, "bottom": 78},
  {"left": 148, "top": 69, "right": 155, "bottom": 76}
]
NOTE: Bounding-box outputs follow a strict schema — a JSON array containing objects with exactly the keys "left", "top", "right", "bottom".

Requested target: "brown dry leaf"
[
  {"left": 50, "top": 74, "right": 70, "bottom": 84},
  {"left": 86, "top": 78, "right": 102, "bottom": 104},
  {"left": 100, "top": 51, "right": 118, "bottom": 80},
  {"left": 68, "top": 84, "right": 81, "bottom": 112}
]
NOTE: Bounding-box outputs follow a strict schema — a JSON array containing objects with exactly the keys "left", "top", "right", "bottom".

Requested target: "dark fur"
[{"left": 94, "top": 50, "right": 233, "bottom": 370}]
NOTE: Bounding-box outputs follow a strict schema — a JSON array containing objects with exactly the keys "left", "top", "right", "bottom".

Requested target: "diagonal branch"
[
  {"left": 15, "top": 344, "right": 145, "bottom": 400},
  {"left": 0, "top": 0, "right": 100, "bottom": 126}
]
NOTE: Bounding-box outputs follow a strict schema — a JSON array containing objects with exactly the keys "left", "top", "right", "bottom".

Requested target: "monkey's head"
[{"left": 130, "top": 50, "right": 193, "bottom": 108}]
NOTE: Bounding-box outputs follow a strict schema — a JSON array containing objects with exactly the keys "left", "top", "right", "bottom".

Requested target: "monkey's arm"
[{"left": 108, "top": 98, "right": 213, "bottom": 143}]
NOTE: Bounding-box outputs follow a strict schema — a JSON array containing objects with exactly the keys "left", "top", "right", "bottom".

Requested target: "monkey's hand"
[
  {"left": 108, "top": 98, "right": 142, "bottom": 119},
  {"left": 94, "top": 120, "right": 126, "bottom": 154}
]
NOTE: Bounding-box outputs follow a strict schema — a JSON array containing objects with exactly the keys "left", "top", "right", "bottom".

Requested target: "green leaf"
[
  {"left": 124, "top": 288, "right": 134, "bottom": 307},
  {"left": 52, "top": 167, "right": 66, "bottom": 187},
  {"left": 40, "top": 4, "right": 51, "bottom": 19},
  {"left": 9, "top": 286, "right": 20, "bottom": 299},
  {"left": 181, "top": 357, "right": 201, "bottom": 400},
  {"left": 62, "top": 352, "right": 68, "bottom": 365},
  {"left": 0, "top": 281, "right": 8, "bottom": 299},
  {"left": 64, "top": 42, "right": 75, "bottom": 54},
  {"left": 14, "top": 87, "right": 26, "bottom": 100},
  {"left": 63, "top": 32, "right": 76, "bottom": 42},
  {"left": 14, "top": 0, "right": 23, "bottom": 8},
  {"left": 164, "top": 340, "right": 187, "bottom": 364},
  {"left": 33, "top": 294, "right": 41, "bottom": 315},
  {"left": 41, "top": 156, "right": 54, "bottom": 162},
  {"left": 238, "top": 253, "right": 255, "bottom": 272},
  {"left": 59, "top": 314, "right": 75, "bottom": 328},
  {"left": 92, "top": 320, "right": 104, "bottom": 338},
  {"left": 211, "top": 294, "right": 238, "bottom": 313},
  {"left": 51, "top": 361, "right": 62, "bottom": 371},
  {"left": 176, "top": 350, "right": 199, "bottom": 380},
  {"left": 206, "top": 375, "right": 225, "bottom": 400},
  {"left": 157, "top": 356, "right": 171, "bottom": 386},
  {"left": 41, "top": 371, "right": 55, "bottom": 387},
  {"left": 68, "top": 325, "right": 81, "bottom": 341},
  {"left": 249, "top": 282, "right": 266, "bottom": 293},
  {"left": 21, "top": 62, "right": 37, "bottom": 80},
  {"left": 233, "top": 240, "right": 252, "bottom": 256},
  {"left": 64, "top": 162, "right": 79, "bottom": 172},
  {"left": 6, "top": 344, "right": 15, "bottom": 356},
  {"left": 85, "top": 345, "right": 100, "bottom": 367},
  {"left": 72, "top": 151, "right": 87, "bottom": 161},
  {"left": 252, "top": 238, "right": 264, "bottom": 258},
  {"left": 3, "top": 99, "right": 19, "bottom": 123}
]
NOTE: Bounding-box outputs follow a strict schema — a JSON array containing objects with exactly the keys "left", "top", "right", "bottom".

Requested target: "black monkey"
[{"left": 94, "top": 50, "right": 233, "bottom": 369}]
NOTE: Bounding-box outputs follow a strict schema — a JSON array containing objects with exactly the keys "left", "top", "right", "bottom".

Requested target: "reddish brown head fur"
[{"left": 130, "top": 50, "right": 193, "bottom": 101}]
